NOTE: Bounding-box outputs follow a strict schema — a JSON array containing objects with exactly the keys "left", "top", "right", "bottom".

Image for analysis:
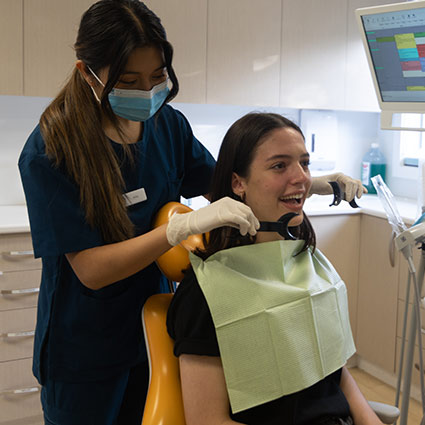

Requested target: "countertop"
[
  {"left": 0, "top": 195, "right": 421, "bottom": 235},
  {"left": 305, "top": 194, "right": 420, "bottom": 225}
]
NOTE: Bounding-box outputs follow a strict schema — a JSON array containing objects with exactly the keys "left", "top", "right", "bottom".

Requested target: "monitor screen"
[{"left": 358, "top": 3, "right": 425, "bottom": 103}]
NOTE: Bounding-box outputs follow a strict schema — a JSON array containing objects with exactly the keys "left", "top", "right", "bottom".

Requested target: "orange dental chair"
[
  {"left": 142, "top": 293, "right": 184, "bottom": 425},
  {"left": 141, "top": 202, "right": 203, "bottom": 425},
  {"left": 141, "top": 202, "right": 400, "bottom": 425}
]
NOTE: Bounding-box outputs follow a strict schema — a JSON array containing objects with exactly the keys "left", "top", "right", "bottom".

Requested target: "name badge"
[{"left": 123, "top": 188, "right": 147, "bottom": 207}]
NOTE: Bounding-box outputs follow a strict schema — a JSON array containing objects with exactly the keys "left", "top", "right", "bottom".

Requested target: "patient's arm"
[
  {"left": 179, "top": 354, "right": 244, "bottom": 425},
  {"left": 340, "top": 367, "right": 384, "bottom": 425}
]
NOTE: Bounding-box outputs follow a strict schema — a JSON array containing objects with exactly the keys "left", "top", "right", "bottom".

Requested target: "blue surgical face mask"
[
  {"left": 87, "top": 66, "right": 170, "bottom": 122},
  {"left": 108, "top": 81, "right": 169, "bottom": 122}
]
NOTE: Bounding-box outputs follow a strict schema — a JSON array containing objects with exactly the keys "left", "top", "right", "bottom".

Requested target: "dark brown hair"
[
  {"left": 40, "top": 0, "right": 178, "bottom": 243},
  {"left": 196, "top": 112, "right": 316, "bottom": 260}
]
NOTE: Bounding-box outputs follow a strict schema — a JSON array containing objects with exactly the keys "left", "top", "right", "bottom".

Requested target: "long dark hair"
[
  {"left": 40, "top": 0, "right": 178, "bottom": 243},
  {"left": 196, "top": 112, "right": 316, "bottom": 260}
]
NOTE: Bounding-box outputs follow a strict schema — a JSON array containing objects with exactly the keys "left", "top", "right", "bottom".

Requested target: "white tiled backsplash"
[{"left": 0, "top": 95, "right": 414, "bottom": 207}]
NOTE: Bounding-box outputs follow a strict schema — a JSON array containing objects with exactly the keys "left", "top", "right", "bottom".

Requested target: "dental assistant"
[
  {"left": 18, "top": 1, "right": 259, "bottom": 424},
  {"left": 18, "top": 1, "right": 365, "bottom": 424}
]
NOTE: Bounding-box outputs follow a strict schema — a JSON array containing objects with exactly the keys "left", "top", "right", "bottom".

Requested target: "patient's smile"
[
  {"left": 280, "top": 192, "right": 304, "bottom": 204},
  {"left": 232, "top": 127, "right": 312, "bottom": 240}
]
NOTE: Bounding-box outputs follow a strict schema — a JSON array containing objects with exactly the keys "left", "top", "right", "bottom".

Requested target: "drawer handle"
[
  {"left": 1, "top": 287, "right": 39, "bottom": 295},
  {"left": 415, "top": 363, "right": 425, "bottom": 374},
  {"left": 389, "top": 232, "right": 396, "bottom": 268},
  {"left": 3, "top": 251, "right": 34, "bottom": 257},
  {"left": 0, "top": 330, "right": 35, "bottom": 338},
  {"left": 2, "top": 250, "right": 34, "bottom": 257},
  {"left": 0, "top": 386, "right": 40, "bottom": 396}
]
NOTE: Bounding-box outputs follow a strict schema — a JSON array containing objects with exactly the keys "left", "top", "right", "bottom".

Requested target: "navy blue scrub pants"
[{"left": 42, "top": 361, "right": 149, "bottom": 425}]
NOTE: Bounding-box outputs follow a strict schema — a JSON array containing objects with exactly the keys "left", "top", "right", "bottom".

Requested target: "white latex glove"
[
  {"left": 166, "top": 197, "right": 260, "bottom": 246},
  {"left": 309, "top": 172, "right": 367, "bottom": 202}
]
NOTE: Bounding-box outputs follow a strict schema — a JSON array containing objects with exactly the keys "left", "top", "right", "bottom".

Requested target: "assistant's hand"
[
  {"left": 309, "top": 172, "right": 367, "bottom": 202},
  {"left": 166, "top": 197, "right": 260, "bottom": 246}
]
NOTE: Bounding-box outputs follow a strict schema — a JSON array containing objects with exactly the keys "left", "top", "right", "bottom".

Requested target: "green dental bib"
[{"left": 190, "top": 240, "right": 355, "bottom": 414}]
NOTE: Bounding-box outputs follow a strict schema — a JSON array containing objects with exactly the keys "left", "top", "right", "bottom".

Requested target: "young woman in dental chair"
[{"left": 166, "top": 113, "right": 383, "bottom": 425}]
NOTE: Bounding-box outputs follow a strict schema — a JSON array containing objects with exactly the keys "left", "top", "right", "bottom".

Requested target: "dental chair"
[
  {"left": 141, "top": 202, "right": 400, "bottom": 425},
  {"left": 141, "top": 202, "right": 200, "bottom": 425},
  {"left": 142, "top": 293, "right": 185, "bottom": 425}
]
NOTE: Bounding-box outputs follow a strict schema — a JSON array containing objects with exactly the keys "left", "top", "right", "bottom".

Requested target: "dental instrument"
[
  {"left": 328, "top": 181, "right": 360, "bottom": 209},
  {"left": 258, "top": 213, "right": 299, "bottom": 240}
]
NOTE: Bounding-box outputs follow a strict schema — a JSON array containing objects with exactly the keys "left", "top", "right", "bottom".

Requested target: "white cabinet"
[
  {"left": 395, "top": 240, "right": 424, "bottom": 392},
  {"left": 0, "top": 1, "right": 23, "bottom": 95},
  {"left": 0, "top": 0, "right": 408, "bottom": 109},
  {"left": 206, "top": 0, "right": 282, "bottom": 106},
  {"left": 0, "top": 233, "right": 42, "bottom": 424},
  {"left": 0, "top": 358, "right": 42, "bottom": 425},
  {"left": 345, "top": 0, "right": 405, "bottom": 112},
  {"left": 356, "top": 215, "right": 399, "bottom": 374},
  {"left": 143, "top": 0, "right": 208, "bottom": 104},
  {"left": 280, "top": 0, "right": 348, "bottom": 110},
  {"left": 396, "top": 297, "right": 425, "bottom": 390},
  {"left": 23, "top": 0, "right": 94, "bottom": 97},
  {"left": 345, "top": 0, "right": 380, "bottom": 112},
  {"left": 309, "top": 214, "right": 361, "bottom": 339}
]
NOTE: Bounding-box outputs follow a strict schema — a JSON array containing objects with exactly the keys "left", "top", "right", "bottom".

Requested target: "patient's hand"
[{"left": 310, "top": 173, "right": 367, "bottom": 201}]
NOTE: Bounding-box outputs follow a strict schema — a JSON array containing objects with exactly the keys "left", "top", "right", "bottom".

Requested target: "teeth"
[{"left": 281, "top": 194, "right": 303, "bottom": 201}]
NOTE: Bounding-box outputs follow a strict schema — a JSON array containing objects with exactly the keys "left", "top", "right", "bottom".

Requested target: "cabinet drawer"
[
  {"left": 397, "top": 299, "right": 425, "bottom": 348},
  {"left": 0, "top": 308, "right": 36, "bottom": 362},
  {"left": 0, "top": 358, "right": 42, "bottom": 423},
  {"left": 0, "top": 234, "right": 41, "bottom": 272},
  {"left": 0, "top": 269, "right": 40, "bottom": 311},
  {"left": 396, "top": 336, "right": 425, "bottom": 389}
]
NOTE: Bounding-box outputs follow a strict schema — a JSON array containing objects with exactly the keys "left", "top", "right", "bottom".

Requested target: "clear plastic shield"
[{"left": 371, "top": 175, "right": 407, "bottom": 236}]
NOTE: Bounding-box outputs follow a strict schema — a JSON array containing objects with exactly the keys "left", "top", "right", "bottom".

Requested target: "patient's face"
[{"left": 233, "top": 127, "right": 311, "bottom": 242}]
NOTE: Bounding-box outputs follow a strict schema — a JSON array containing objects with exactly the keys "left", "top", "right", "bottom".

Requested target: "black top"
[{"left": 167, "top": 268, "right": 351, "bottom": 425}]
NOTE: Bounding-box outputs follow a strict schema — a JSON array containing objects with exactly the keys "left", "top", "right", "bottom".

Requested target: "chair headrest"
[{"left": 153, "top": 202, "right": 205, "bottom": 282}]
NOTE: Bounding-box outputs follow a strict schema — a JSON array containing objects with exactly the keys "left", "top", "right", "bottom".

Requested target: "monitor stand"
[{"left": 381, "top": 110, "right": 425, "bottom": 132}]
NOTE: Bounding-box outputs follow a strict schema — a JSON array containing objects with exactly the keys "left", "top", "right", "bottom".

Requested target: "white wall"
[
  {"left": 172, "top": 103, "right": 382, "bottom": 209},
  {"left": 171, "top": 106, "right": 418, "bottom": 202},
  {"left": 0, "top": 95, "right": 412, "bottom": 208},
  {"left": 172, "top": 103, "right": 300, "bottom": 160},
  {"left": 174, "top": 103, "right": 380, "bottom": 175},
  {"left": 0, "top": 95, "right": 51, "bottom": 205}
]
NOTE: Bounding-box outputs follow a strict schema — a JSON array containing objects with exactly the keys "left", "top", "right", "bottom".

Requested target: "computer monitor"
[{"left": 356, "top": 1, "right": 425, "bottom": 130}]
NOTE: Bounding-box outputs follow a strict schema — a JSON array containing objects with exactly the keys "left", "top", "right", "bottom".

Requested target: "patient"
[{"left": 166, "top": 113, "right": 383, "bottom": 425}]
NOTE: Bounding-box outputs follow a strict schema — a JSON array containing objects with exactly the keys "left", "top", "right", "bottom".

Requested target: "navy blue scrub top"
[{"left": 18, "top": 105, "right": 215, "bottom": 384}]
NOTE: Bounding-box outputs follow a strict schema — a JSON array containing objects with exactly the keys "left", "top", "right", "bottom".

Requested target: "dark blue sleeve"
[{"left": 18, "top": 131, "right": 103, "bottom": 258}]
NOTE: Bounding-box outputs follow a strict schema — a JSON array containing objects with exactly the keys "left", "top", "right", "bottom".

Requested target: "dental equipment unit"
[{"left": 372, "top": 175, "right": 425, "bottom": 425}]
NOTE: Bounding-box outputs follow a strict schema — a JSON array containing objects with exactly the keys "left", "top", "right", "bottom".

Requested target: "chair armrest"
[{"left": 368, "top": 401, "right": 400, "bottom": 424}]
